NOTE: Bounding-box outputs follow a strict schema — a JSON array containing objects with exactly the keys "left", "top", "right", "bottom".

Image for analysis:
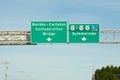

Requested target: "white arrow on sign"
[
  {"left": 47, "top": 37, "right": 52, "bottom": 42},
  {"left": 81, "top": 37, "right": 87, "bottom": 41}
]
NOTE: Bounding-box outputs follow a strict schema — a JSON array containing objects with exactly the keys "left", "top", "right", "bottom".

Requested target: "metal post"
[
  {"left": 0, "top": 60, "right": 9, "bottom": 80},
  {"left": 5, "top": 65, "right": 8, "bottom": 80},
  {"left": 92, "top": 74, "right": 95, "bottom": 80}
]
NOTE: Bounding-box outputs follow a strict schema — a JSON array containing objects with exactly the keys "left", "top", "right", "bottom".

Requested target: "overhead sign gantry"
[{"left": 0, "top": 20, "right": 120, "bottom": 45}]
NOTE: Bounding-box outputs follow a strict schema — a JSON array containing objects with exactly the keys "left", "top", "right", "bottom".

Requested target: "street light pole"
[
  {"left": 4, "top": 64, "right": 8, "bottom": 80},
  {"left": 0, "top": 60, "right": 9, "bottom": 80}
]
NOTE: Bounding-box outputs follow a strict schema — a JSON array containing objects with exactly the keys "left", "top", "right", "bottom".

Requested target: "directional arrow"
[
  {"left": 47, "top": 37, "right": 52, "bottom": 42},
  {"left": 81, "top": 37, "right": 87, "bottom": 41}
]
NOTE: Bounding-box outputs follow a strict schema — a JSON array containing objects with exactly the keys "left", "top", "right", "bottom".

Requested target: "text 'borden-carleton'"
[{"left": 32, "top": 22, "right": 66, "bottom": 27}]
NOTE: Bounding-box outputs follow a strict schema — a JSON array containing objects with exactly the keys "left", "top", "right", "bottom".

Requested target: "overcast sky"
[{"left": 0, "top": 0, "right": 120, "bottom": 80}]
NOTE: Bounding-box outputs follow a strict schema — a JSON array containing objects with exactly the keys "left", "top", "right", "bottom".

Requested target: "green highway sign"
[
  {"left": 69, "top": 24, "right": 99, "bottom": 43},
  {"left": 31, "top": 21, "right": 67, "bottom": 43}
]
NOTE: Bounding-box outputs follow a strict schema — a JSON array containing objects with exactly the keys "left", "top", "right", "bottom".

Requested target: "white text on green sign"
[
  {"left": 69, "top": 24, "right": 99, "bottom": 43},
  {"left": 31, "top": 21, "right": 67, "bottom": 43}
]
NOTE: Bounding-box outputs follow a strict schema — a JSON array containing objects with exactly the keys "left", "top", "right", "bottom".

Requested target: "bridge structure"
[
  {"left": 0, "top": 30, "right": 120, "bottom": 45},
  {"left": 0, "top": 31, "right": 30, "bottom": 45},
  {"left": 100, "top": 30, "right": 120, "bottom": 44}
]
